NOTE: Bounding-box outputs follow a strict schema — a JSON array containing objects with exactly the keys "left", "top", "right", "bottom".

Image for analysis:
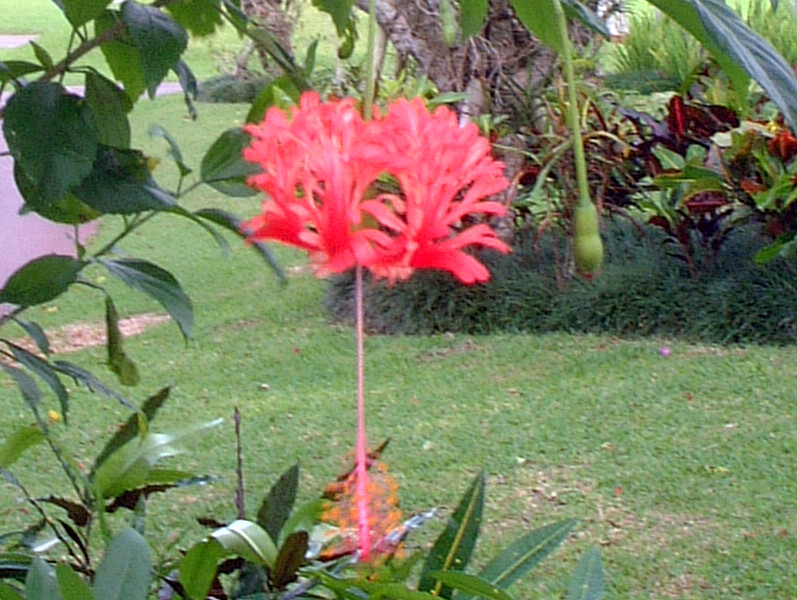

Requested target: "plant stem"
[
  {"left": 362, "top": 0, "right": 378, "bottom": 121},
  {"left": 554, "top": 0, "right": 590, "bottom": 209},
  {"left": 354, "top": 264, "right": 371, "bottom": 561}
]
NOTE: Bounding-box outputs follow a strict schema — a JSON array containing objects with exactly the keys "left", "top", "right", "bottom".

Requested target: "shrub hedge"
[{"left": 324, "top": 221, "right": 797, "bottom": 344}]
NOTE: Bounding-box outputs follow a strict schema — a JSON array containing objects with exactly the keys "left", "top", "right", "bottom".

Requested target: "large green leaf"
[
  {"left": 92, "top": 528, "right": 150, "bottom": 600},
  {"left": 567, "top": 548, "right": 604, "bottom": 600},
  {"left": 257, "top": 463, "right": 299, "bottom": 542},
  {"left": 3, "top": 342, "right": 70, "bottom": 421},
  {"left": 510, "top": 0, "right": 564, "bottom": 53},
  {"left": 178, "top": 538, "right": 226, "bottom": 600},
  {"left": 105, "top": 296, "right": 140, "bottom": 387},
  {"left": 459, "top": 0, "right": 488, "bottom": 38},
  {"left": 85, "top": 71, "right": 132, "bottom": 148},
  {"left": 419, "top": 471, "right": 485, "bottom": 598},
  {"left": 96, "top": 9, "right": 147, "bottom": 101},
  {"left": 62, "top": 0, "right": 111, "bottom": 27},
  {"left": 2, "top": 82, "right": 98, "bottom": 208},
  {"left": 311, "top": 0, "right": 354, "bottom": 37},
  {"left": 201, "top": 128, "right": 260, "bottom": 196},
  {"left": 647, "top": 0, "right": 797, "bottom": 130},
  {"left": 211, "top": 520, "right": 278, "bottom": 568},
  {"left": 0, "top": 425, "right": 45, "bottom": 469},
  {"left": 55, "top": 564, "right": 95, "bottom": 600},
  {"left": 73, "top": 147, "right": 176, "bottom": 214},
  {"left": 92, "top": 387, "right": 170, "bottom": 473},
  {"left": 99, "top": 258, "right": 193, "bottom": 340},
  {"left": 166, "top": 0, "right": 224, "bottom": 36},
  {"left": 0, "top": 581, "right": 26, "bottom": 600},
  {"left": 25, "top": 557, "right": 61, "bottom": 600},
  {"left": 0, "top": 255, "right": 83, "bottom": 308},
  {"left": 122, "top": 1, "right": 188, "bottom": 98},
  {"left": 14, "top": 162, "right": 101, "bottom": 224},
  {"left": 91, "top": 418, "right": 222, "bottom": 498},
  {"left": 473, "top": 519, "right": 577, "bottom": 594}
]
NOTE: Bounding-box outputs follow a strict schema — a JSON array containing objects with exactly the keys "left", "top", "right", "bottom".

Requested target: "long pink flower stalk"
[{"left": 241, "top": 92, "right": 510, "bottom": 561}]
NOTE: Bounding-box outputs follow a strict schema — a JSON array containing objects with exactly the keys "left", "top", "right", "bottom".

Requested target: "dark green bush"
[
  {"left": 197, "top": 74, "right": 269, "bottom": 103},
  {"left": 324, "top": 221, "right": 797, "bottom": 344}
]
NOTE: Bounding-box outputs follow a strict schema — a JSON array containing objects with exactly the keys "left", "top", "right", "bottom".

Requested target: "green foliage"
[
  {"left": 326, "top": 221, "right": 797, "bottom": 344},
  {"left": 197, "top": 73, "right": 270, "bottom": 104}
]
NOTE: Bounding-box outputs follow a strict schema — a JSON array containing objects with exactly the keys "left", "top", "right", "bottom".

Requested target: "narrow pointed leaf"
[
  {"left": 0, "top": 364, "right": 42, "bottom": 411},
  {"left": 510, "top": 0, "right": 564, "bottom": 53},
  {"left": 38, "top": 497, "right": 91, "bottom": 527},
  {"left": 419, "top": 472, "right": 484, "bottom": 598},
  {"left": 11, "top": 318, "right": 50, "bottom": 356},
  {"left": 99, "top": 258, "right": 192, "bottom": 340},
  {"left": 0, "top": 60, "right": 42, "bottom": 83},
  {"left": 211, "top": 520, "right": 278, "bottom": 568},
  {"left": 92, "top": 418, "right": 222, "bottom": 498},
  {"left": 279, "top": 498, "right": 326, "bottom": 545},
  {"left": 105, "top": 296, "right": 140, "bottom": 387},
  {"left": 195, "top": 208, "right": 285, "bottom": 281},
  {"left": 429, "top": 571, "right": 512, "bottom": 600},
  {"left": 92, "top": 528, "right": 150, "bottom": 600},
  {"left": 3, "top": 342, "right": 70, "bottom": 422},
  {"left": 52, "top": 360, "right": 137, "bottom": 411},
  {"left": 257, "top": 463, "right": 299, "bottom": 541},
  {"left": 567, "top": 548, "right": 604, "bottom": 600},
  {"left": 0, "top": 425, "right": 45, "bottom": 469},
  {"left": 56, "top": 564, "right": 95, "bottom": 600},
  {"left": 173, "top": 60, "right": 198, "bottom": 119},
  {"left": 475, "top": 519, "right": 578, "bottom": 593},
  {"left": 122, "top": 2, "right": 188, "bottom": 98},
  {"left": 149, "top": 125, "right": 191, "bottom": 177},
  {"left": 92, "top": 387, "right": 170, "bottom": 473},
  {"left": 0, "top": 255, "right": 83, "bottom": 307}
]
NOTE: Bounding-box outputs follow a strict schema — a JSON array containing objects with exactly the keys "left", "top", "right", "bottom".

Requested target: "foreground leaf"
[
  {"left": 567, "top": 548, "right": 604, "bottom": 600},
  {"left": 55, "top": 564, "right": 95, "bottom": 600},
  {"left": 178, "top": 539, "right": 226, "bottom": 600},
  {"left": 0, "top": 425, "right": 45, "bottom": 469},
  {"left": 211, "top": 520, "right": 278, "bottom": 569},
  {"left": 419, "top": 471, "right": 485, "bottom": 598},
  {"left": 2, "top": 82, "right": 98, "bottom": 207},
  {"left": 105, "top": 296, "right": 140, "bottom": 387},
  {"left": 475, "top": 519, "right": 578, "bottom": 593},
  {"left": 257, "top": 463, "right": 299, "bottom": 542},
  {"left": 99, "top": 258, "right": 193, "bottom": 340},
  {"left": 122, "top": 2, "right": 188, "bottom": 98},
  {"left": 0, "top": 255, "right": 83, "bottom": 308},
  {"left": 92, "top": 528, "right": 150, "bottom": 600},
  {"left": 200, "top": 128, "right": 260, "bottom": 197},
  {"left": 25, "top": 557, "right": 61, "bottom": 600},
  {"left": 92, "top": 418, "right": 222, "bottom": 498},
  {"left": 3, "top": 342, "right": 70, "bottom": 421}
]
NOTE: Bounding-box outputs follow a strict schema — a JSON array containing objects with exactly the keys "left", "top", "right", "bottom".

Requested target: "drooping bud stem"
[{"left": 553, "top": 0, "right": 604, "bottom": 278}]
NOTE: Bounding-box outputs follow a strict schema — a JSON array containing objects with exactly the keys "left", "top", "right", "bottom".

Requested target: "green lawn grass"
[{"left": 1, "top": 93, "right": 796, "bottom": 599}]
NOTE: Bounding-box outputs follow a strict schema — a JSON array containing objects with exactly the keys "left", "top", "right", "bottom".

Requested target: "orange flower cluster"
[
  {"left": 242, "top": 92, "right": 510, "bottom": 284},
  {"left": 320, "top": 460, "right": 404, "bottom": 561}
]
